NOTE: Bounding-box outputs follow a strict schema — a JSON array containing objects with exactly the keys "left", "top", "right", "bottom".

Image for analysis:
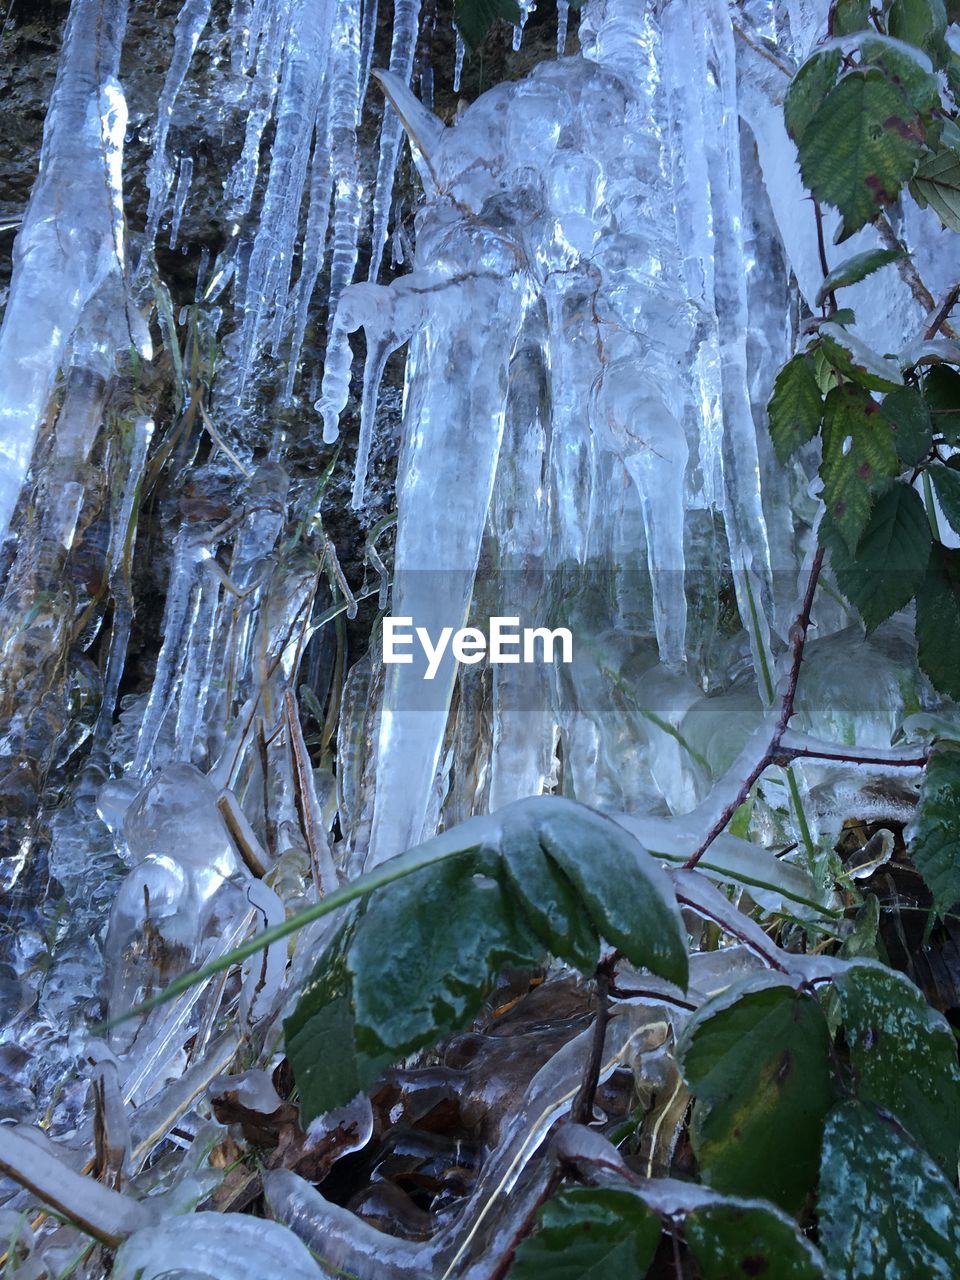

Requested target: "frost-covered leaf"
[
  {"left": 816, "top": 247, "right": 903, "bottom": 305},
  {"left": 835, "top": 962, "right": 960, "bottom": 1170},
  {"left": 818, "top": 1101, "right": 960, "bottom": 1279},
  {"left": 820, "top": 383, "right": 899, "bottom": 551},
  {"left": 784, "top": 48, "right": 842, "bottom": 141},
  {"left": 685, "top": 1203, "right": 826, "bottom": 1280},
  {"left": 797, "top": 69, "right": 926, "bottom": 237},
  {"left": 881, "top": 384, "right": 933, "bottom": 463},
  {"left": 910, "top": 743, "right": 960, "bottom": 915},
  {"left": 826, "top": 481, "right": 931, "bottom": 630},
  {"left": 819, "top": 322, "right": 904, "bottom": 391},
  {"left": 887, "top": 0, "right": 949, "bottom": 66},
  {"left": 930, "top": 462, "right": 960, "bottom": 534},
  {"left": 537, "top": 805, "right": 689, "bottom": 989},
  {"left": 860, "top": 33, "right": 942, "bottom": 110},
  {"left": 925, "top": 364, "right": 960, "bottom": 442},
  {"left": 911, "top": 147, "right": 960, "bottom": 231},
  {"left": 509, "top": 1187, "right": 661, "bottom": 1279},
  {"left": 767, "top": 353, "right": 823, "bottom": 463},
  {"left": 454, "top": 0, "right": 522, "bottom": 50},
  {"left": 678, "top": 984, "right": 835, "bottom": 1213},
  {"left": 915, "top": 543, "right": 960, "bottom": 699}
]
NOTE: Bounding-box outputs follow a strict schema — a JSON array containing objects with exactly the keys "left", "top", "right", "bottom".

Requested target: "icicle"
[
  {"left": 453, "top": 27, "right": 465, "bottom": 93},
  {"left": 222, "top": 2, "right": 288, "bottom": 224},
  {"left": 0, "top": 0, "right": 129, "bottom": 545},
  {"left": 322, "top": 0, "right": 363, "bottom": 329},
  {"left": 359, "top": 0, "right": 380, "bottom": 102},
  {"left": 168, "top": 154, "right": 193, "bottom": 249},
  {"left": 512, "top": 0, "right": 536, "bottom": 52},
  {"left": 367, "top": 0, "right": 421, "bottom": 282},
  {"left": 142, "top": 0, "right": 211, "bottom": 256}
]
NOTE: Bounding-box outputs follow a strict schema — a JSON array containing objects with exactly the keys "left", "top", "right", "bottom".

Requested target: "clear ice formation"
[{"left": 0, "top": 0, "right": 955, "bottom": 1267}]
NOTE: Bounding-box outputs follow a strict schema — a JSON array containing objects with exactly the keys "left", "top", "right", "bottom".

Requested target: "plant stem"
[
  {"left": 571, "top": 969, "right": 612, "bottom": 1125},
  {"left": 922, "top": 469, "right": 942, "bottom": 541}
]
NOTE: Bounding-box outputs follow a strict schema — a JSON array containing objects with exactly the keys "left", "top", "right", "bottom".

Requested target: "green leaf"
[
  {"left": 509, "top": 1187, "right": 661, "bottom": 1280},
  {"left": 678, "top": 982, "right": 835, "bottom": 1213},
  {"left": 784, "top": 49, "right": 842, "bottom": 142},
  {"left": 887, "top": 0, "right": 949, "bottom": 66},
  {"left": 499, "top": 822, "right": 600, "bottom": 975},
  {"left": 836, "top": 962, "right": 960, "bottom": 1171},
  {"left": 816, "top": 248, "right": 903, "bottom": 305},
  {"left": 818, "top": 1101, "right": 960, "bottom": 1279},
  {"left": 830, "top": 0, "right": 871, "bottom": 34},
  {"left": 930, "top": 463, "right": 960, "bottom": 533},
  {"left": 910, "top": 743, "right": 960, "bottom": 915},
  {"left": 767, "top": 353, "right": 824, "bottom": 463},
  {"left": 819, "top": 322, "right": 904, "bottom": 391},
  {"left": 924, "top": 365, "right": 960, "bottom": 442},
  {"left": 685, "top": 1203, "right": 826, "bottom": 1280},
  {"left": 881, "top": 385, "right": 933, "bottom": 463},
  {"left": 348, "top": 853, "right": 544, "bottom": 1060},
  {"left": 819, "top": 383, "right": 899, "bottom": 552},
  {"left": 915, "top": 542, "right": 960, "bottom": 698},
  {"left": 911, "top": 148, "right": 960, "bottom": 232},
  {"left": 453, "top": 0, "right": 522, "bottom": 51},
  {"left": 797, "top": 69, "right": 926, "bottom": 238},
  {"left": 826, "top": 482, "right": 931, "bottom": 630},
  {"left": 860, "top": 34, "right": 943, "bottom": 111},
  {"left": 537, "top": 806, "right": 689, "bottom": 989}
]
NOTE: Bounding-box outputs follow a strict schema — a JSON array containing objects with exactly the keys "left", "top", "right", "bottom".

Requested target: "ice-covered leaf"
[
  {"left": 797, "top": 69, "right": 926, "bottom": 237},
  {"left": 831, "top": 0, "right": 871, "bottom": 34},
  {"left": 818, "top": 1101, "right": 960, "bottom": 1279},
  {"left": 860, "top": 34, "right": 942, "bottom": 111},
  {"left": 685, "top": 1203, "right": 826, "bottom": 1280},
  {"left": 826, "top": 481, "right": 931, "bottom": 630},
  {"left": 881, "top": 385, "right": 933, "bottom": 463},
  {"left": 767, "top": 353, "right": 823, "bottom": 463},
  {"left": 509, "top": 1187, "right": 661, "bottom": 1279},
  {"left": 930, "top": 462, "right": 960, "bottom": 534},
  {"left": 887, "top": 0, "right": 949, "bottom": 66},
  {"left": 816, "top": 247, "right": 903, "bottom": 305},
  {"left": 911, "top": 147, "right": 960, "bottom": 231},
  {"left": 678, "top": 983, "right": 835, "bottom": 1213},
  {"left": 820, "top": 383, "right": 899, "bottom": 551},
  {"left": 915, "top": 543, "right": 960, "bottom": 698},
  {"left": 819, "top": 322, "right": 904, "bottom": 391},
  {"left": 784, "top": 49, "right": 842, "bottom": 142},
  {"left": 835, "top": 962, "right": 960, "bottom": 1170},
  {"left": 910, "top": 743, "right": 960, "bottom": 915},
  {"left": 454, "top": 0, "right": 522, "bottom": 51},
  {"left": 537, "top": 806, "right": 689, "bottom": 989},
  {"left": 925, "top": 365, "right": 960, "bottom": 442}
]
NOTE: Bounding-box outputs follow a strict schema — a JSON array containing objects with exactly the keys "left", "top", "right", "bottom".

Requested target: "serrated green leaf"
[
  {"left": 915, "top": 542, "right": 960, "bottom": 698},
  {"left": 831, "top": 0, "right": 871, "bottom": 34},
  {"left": 797, "top": 69, "right": 926, "bottom": 237},
  {"left": 685, "top": 1203, "right": 826, "bottom": 1280},
  {"left": 929, "top": 462, "right": 960, "bottom": 533},
  {"left": 538, "top": 807, "right": 689, "bottom": 989},
  {"left": 820, "top": 383, "right": 899, "bottom": 551},
  {"left": 860, "top": 33, "right": 943, "bottom": 111},
  {"left": 881, "top": 385, "right": 934, "bottom": 463},
  {"left": 499, "top": 822, "right": 600, "bottom": 975},
  {"left": 911, "top": 743, "right": 960, "bottom": 915},
  {"left": 911, "top": 147, "right": 960, "bottom": 231},
  {"left": 816, "top": 248, "right": 903, "bottom": 306},
  {"left": 767, "top": 353, "right": 824, "bottom": 463},
  {"left": 785, "top": 48, "right": 843, "bottom": 141},
  {"left": 819, "top": 322, "right": 904, "bottom": 391},
  {"left": 887, "top": 0, "right": 949, "bottom": 66},
  {"left": 454, "top": 0, "right": 522, "bottom": 51},
  {"left": 826, "top": 482, "right": 931, "bottom": 630},
  {"left": 679, "top": 984, "right": 835, "bottom": 1213},
  {"left": 509, "top": 1187, "right": 661, "bottom": 1280},
  {"left": 836, "top": 962, "right": 960, "bottom": 1171},
  {"left": 348, "top": 853, "right": 544, "bottom": 1059},
  {"left": 925, "top": 364, "right": 960, "bottom": 441},
  {"left": 818, "top": 1101, "right": 960, "bottom": 1279}
]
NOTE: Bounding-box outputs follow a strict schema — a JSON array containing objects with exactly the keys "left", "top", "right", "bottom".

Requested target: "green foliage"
[
  {"left": 915, "top": 544, "right": 960, "bottom": 699},
  {"left": 887, "top": 0, "right": 950, "bottom": 65},
  {"left": 925, "top": 365, "right": 960, "bottom": 442},
  {"left": 881, "top": 385, "right": 933, "bottom": 464},
  {"left": 678, "top": 983, "right": 835, "bottom": 1213},
  {"left": 910, "top": 744, "right": 960, "bottom": 915},
  {"left": 819, "top": 383, "right": 898, "bottom": 551},
  {"left": 930, "top": 462, "right": 960, "bottom": 533},
  {"left": 684, "top": 1204, "right": 826, "bottom": 1279},
  {"left": 815, "top": 247, "right": 903, "bottom": 306},
  {"left": 509, "top": 1188, "right": 661, "bottom": 1279},
  {"left": 767, "top": 353, "right": 823, "bottom": 462},
  {"left": 912, "top": 146, "right": 960, "bottom": 231},
  {"left": 818, "top": 1101, "right": 960, "bottom": 1279},
  {"left": 454, "top": 0, "right": 522, "bottom": 51},
  {"left": 830, "top": 0, "right": 872, "bottom": 35}
]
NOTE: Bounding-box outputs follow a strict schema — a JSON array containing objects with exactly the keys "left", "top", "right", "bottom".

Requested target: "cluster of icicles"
[{"left": 0, "top": 0, "right": 955, "bottom": 1273}]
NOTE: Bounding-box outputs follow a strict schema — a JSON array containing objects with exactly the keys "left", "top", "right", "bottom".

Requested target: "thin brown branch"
[
  {"left": 571, "top": 970, "right": 612, "bottom": 1125},
  {"left": 773, "top": 745, "right": 929, "bottom": 769},
  {"left": 876, "top": 215, "right": 957, "bottom": 338},
  {"left": 924, "top": 281, "right": 960, "bottom": 342},
  {"left": 684, "top": 547, "right": 824, "bottom": 869}
]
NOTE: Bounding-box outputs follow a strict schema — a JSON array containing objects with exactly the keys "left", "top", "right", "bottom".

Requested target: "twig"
[
  {"left": 773, "top": 745, "right": 929, "bottom": 769},
  {"left": 813, "top": 201, "right": 837, "bottom": 315},
  {"left": 924, "top": 281, "right": 960, "bottom": 341},
  {"left": 876, "top": 215, "right": 957, "bottom": 338},
  {"left": 571, "top": 969, "right": 612, "bottom": 1125},
  {"left": 684, "top": 547, "right": 825, "bottom": 869}
]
